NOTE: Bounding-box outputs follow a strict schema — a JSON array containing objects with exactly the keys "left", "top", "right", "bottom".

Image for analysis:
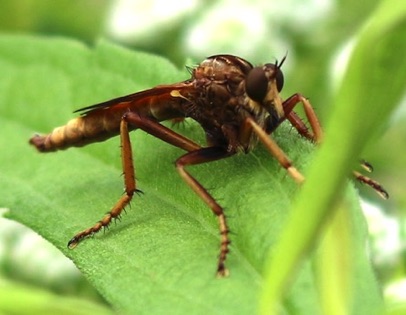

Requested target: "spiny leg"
[
  {"left": 356, "top": 159, "right": 388, "bottom": 198},
  {"left": 68, "top": 117, "right": 138, "bottom": 248},
  {"left": 68, "top": 113, "right": 202, "bottom": 248},
  {"left": 245, "top": 116, "right": 305, "bottom": 184},
  {"left": 125, "top": 113, "right": 235, "bottom": 276},
  {"left": 124, "top": 113, "right": 234, "bottom": 275},
  {"left": 353, "top": 171, "right": 389, "bottom": 199},
  {"left": 282, "top": 93, "right": 323, "bottom": 143},
  {"left": 176, "top": 147, "right": 234, "bottom": 277},
  {"left": 280, "top": 94, "right": 388, "bottom": 198}
]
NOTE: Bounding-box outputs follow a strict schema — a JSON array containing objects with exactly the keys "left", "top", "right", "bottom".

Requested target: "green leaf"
[
  {"left": 0, "top": 278, "right": 113, "bottom": 315},
  {"left": 0, "top": 35, "right": 383, "bottom": 314},
  {"left": 260, "top": 1, "right": 406, "bottom": 314}
]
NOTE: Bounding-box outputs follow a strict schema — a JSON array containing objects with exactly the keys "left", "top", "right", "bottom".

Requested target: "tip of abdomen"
[{"left": 29, "top": 134, "right": 54, "bottom": 152}]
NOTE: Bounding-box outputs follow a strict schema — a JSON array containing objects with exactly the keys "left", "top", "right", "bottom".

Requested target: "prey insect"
[{"left": 29, "top": 54, "right": 388, "bottom": 277}]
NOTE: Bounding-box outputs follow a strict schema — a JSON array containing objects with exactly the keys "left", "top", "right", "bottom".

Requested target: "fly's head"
[{"left": 244, "top": 57, "right": 286, "bottom": 124}]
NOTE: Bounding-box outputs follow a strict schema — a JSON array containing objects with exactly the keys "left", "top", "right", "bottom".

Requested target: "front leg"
[
  {"left": 278, "top": 94, "right": 388, "bottom": 199},
  {"left": 282, "top": 93, "right": 323, "bottom": 143},
  {"left": 244, "top": 116, "right": 305, "bottom": 184}
]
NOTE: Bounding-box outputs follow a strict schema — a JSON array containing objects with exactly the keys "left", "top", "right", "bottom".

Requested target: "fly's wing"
[
  {"left": 74, "top": 81, "right": 194, "bottom": 116},
  {"left": 30, "top": 81, "right": 197, "bottom": 152}
]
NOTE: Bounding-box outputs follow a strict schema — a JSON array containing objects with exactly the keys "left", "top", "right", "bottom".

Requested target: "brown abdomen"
[{"left": 29, "top": 111, "right": 122, "bottom": 152}]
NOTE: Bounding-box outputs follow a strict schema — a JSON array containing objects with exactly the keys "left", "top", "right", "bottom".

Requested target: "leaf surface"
[{"left": 0, "top": 35, "right": 383, "bottom": 314}]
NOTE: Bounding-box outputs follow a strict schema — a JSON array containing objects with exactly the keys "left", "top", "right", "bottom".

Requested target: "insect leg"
[
  {"left": 245, "top": 116, "right": 305, "bottom": 184},
  {"left": 112, "top": 113, "right": 232, "bottom": 275},
  {"left": 175, "top": 147, "right": 234, "bottom": 277},
  {"left": 124, "top": 112, "right": 201, "bottom": 152},
  {"left": 280, "top": 95, "right": 389, "bottom": 199},
  {"left": 353, "top": 171, "right": 389, "bottom": 199},
  {"left": 123, "top": 113, "right": 233, "bottom": 275},
  {"left": 68, "top": 113, "right": 202, "bottom": 248},
  {"left": 282, "top": 93, "right": 323, "bottom": 143},
  {"left": 68, "top": 117, "right": 138, "bottom": 248}
]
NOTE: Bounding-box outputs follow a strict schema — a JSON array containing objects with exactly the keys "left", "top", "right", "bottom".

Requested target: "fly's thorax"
[
  {"left": 194, "top": 55, "right": 252, "bottom": 84},
  {"left": 185, "top": 55, "right": 286, "bottom": 151},
  {"left": 187, "top": 74, "right": 248, "bottom": 130},
  {"left": 191, "top": 55, "right": 255, "bottom": 122}
]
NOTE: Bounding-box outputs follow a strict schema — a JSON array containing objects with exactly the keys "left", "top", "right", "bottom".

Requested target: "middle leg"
[{"left": 176, "top": 146, "right": 234, "bottom": 277}]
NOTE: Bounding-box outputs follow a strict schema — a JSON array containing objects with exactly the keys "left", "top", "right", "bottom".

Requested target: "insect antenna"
[{"left": 275, "top": 52, "right": 288, "bottom": 69}]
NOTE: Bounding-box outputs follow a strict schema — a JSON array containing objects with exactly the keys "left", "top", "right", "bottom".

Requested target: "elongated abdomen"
[
  {"left": 29, "top": 89, "right": 192, "bottom": 152},
  {"left": 29, "top": 112, "right": 123, "bottom": 152}
]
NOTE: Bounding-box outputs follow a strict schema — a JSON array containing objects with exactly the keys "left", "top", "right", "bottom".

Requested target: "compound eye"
[
  {"left": 265, "top": 63, "right": 284, "bottom": 92},
  {"left": 275, "top": 68, "right": 284, "bottom": 92},
  {"left": 245, "top": 67, "right": 268, "bottom": 102}
]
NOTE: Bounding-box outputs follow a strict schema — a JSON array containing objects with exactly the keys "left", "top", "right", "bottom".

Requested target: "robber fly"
[{"left": 29, "top": 54, "right": 388, "bottom": 277}]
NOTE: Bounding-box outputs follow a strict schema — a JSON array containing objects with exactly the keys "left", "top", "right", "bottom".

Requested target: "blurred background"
[{"left": 0, "top": 0, "right": 405, "bottom": 310}]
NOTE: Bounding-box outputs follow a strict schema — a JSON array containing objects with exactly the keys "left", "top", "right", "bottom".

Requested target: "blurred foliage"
[
  {"left": 0, "top": 0, "right": 111, "bottom": 42},
  {"left": 0, "top": 0, "right": 405, "bottom": 313},
  {"left": 2, "top": 36, "right": 397, "bottom": 314}
]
